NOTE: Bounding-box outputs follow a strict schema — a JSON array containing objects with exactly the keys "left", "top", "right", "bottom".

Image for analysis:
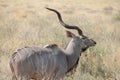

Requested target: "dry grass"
[{"left": 0, "top": 0, "right": 120, "bottom": 80}]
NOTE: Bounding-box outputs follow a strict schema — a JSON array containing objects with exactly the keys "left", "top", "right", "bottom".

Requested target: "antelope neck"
[{"left": 64, "top": 39, "right": 82, "bottom": 71}]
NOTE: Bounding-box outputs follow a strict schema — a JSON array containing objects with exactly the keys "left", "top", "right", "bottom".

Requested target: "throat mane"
[{"left": 66, "top": 57, "right": 80, "bottom": 73}]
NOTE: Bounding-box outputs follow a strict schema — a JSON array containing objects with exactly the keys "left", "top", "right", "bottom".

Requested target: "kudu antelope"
[{"left": 9, "top": 7, "right": 96, "bottom": 80}]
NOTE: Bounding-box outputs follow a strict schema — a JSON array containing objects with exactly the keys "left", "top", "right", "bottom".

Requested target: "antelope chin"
[{"left": 81, "top": 47, "right": 88, "bottom": 52}]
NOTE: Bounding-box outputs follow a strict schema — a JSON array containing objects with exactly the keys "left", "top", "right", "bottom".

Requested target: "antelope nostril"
[{"left": 94, "top": 41, "right": 96, "bottom": 44}]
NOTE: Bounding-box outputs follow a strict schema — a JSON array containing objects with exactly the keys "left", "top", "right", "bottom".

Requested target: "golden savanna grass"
[{"left": 0, "top": 0, "right": 120, "bottom": 80}]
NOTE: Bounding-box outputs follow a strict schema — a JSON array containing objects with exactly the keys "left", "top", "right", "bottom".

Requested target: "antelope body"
[{"left": 9, "top": 8, "right": 96, "bottom": 80}]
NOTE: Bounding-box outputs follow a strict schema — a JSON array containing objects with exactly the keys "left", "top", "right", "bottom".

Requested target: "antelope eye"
[{"left": 82, "top": 37, "right": 86, "bottom": 39}]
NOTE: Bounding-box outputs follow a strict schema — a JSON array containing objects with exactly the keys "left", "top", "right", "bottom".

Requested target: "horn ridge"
[
  {"left": 45, "top": 7, "right": 69, "bottom": 27},
  {"left": 45, "top": 7, "right": 83, "bottom": 35}
]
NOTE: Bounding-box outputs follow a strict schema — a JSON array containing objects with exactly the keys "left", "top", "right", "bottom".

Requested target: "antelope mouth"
[{"left": 89, "top": 40, "right": 97, "bottom": 47}]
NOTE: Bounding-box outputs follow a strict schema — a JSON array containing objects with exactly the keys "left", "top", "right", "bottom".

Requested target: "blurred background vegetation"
[{"left": 0, "top": 0, "right": 120, "bottom": 80}]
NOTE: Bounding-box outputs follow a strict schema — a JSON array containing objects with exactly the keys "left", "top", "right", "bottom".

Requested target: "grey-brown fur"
[
  {"left": 10, "top": 46, "right": 67, "bottom": 80},
  {"left": 9, "top": 8, "right": 96, "bottom": 80}
]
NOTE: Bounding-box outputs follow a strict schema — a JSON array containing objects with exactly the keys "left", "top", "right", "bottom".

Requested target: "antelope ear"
[{"left": 66, "top": 31, "right": 75, "bottom": 38}]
